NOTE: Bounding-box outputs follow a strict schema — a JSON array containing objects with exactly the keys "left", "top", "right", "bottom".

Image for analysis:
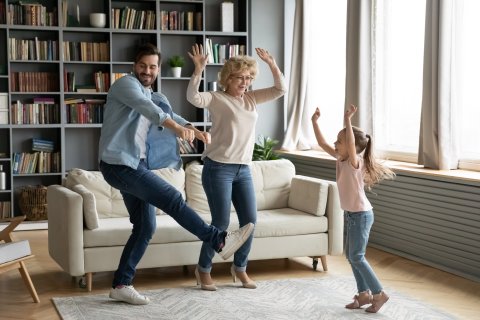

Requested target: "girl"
[{"left": 311, "top": 104, "right": 395, "bottom": 313}]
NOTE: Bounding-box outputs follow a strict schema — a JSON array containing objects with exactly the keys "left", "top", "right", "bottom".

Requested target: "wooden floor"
[{"left": 1, "top": 230, "right": 479, "bottom": 320}]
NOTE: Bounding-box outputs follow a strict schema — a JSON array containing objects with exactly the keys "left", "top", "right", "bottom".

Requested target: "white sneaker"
[
  {"left": 219, "top": 223, "right": 255, "bottom": 260},
  {"left": 109, "top": 285, "right": 150, "bottom": 305}
]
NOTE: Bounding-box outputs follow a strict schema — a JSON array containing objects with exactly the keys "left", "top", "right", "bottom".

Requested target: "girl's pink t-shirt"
[{"left": 336, "top": 156, "right": 373, "bottom": 212}]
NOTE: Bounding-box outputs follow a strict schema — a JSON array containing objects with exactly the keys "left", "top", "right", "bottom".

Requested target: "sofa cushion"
[
  {"left": 151, "top": 167, "right": 186, "bottom": 214},
  {"left": 66, "top": 167, "right": 186, "bottom": 218},
  {"left": 185, "top": 162, "right": 230, "bottom": 214},
  {"left": 251, "top": 159, "right": 295, "bottom": 210},
  {"left": 72, "top": 184, "right": 99, "bottom": 230},
  {"left": 65, "top": 169, "right": 128, "bottom": 218},
  {"left": 288, "top": 176, "right": 328, "bottom": 216},
  {"left": 83, "top": 208, "right": 327, "bottom": 248},
  {"left": 185, "top": 159, "right": 296, "bottom": 213}
]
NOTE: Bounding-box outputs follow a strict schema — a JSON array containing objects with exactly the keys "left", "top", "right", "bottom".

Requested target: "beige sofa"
[{"left": 47, "top": 159, "right": 343, "bottom": 291}]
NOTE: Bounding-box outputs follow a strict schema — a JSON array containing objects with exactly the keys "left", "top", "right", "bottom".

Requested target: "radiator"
[{"left": 282, "top": 153, "right": 480, "bottom": 282}]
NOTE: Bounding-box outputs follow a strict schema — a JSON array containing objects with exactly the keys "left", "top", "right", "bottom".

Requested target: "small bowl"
[{"left": 89, "top": 13, "right": 106, "bottom": 28}]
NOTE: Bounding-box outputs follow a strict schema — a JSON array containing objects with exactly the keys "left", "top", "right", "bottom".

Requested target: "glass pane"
[
  {"left": 306, "top": 0, "right": 347, "bottom": 147},
  {"left": 458, "top": 0, "right": 480, "bottom": 161},
  {"left": 374, "top": 0, "right": 426, "bottom": 154}
]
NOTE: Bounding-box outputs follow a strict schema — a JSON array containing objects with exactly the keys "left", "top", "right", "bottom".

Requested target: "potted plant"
[
  {"left": 252, "top": 135, "right": 281, "bottom": 161},
  {"left": 168, "top": 55, "right": 185, "bottom": 78}
]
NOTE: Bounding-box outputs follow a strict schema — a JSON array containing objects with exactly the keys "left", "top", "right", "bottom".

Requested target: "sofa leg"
[
  {"left": 320, "top": 256, "right": 328, "bottom": 271},
  {"left": 310, "top": 256, "right": 328, "bottom": 271},
  {"left": 86, "top": 272, "right": 93, "bottom": 292}
]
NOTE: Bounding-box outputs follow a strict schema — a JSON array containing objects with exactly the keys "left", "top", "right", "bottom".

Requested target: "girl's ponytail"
[{"left": 361, "top": 133, "right": 395, "bottom": 189}]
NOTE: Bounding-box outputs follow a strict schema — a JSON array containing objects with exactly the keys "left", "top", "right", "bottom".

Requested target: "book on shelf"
[
  {"left": 113, "top": 7, "right": 156, "bottom": 30},
  {"left": 0, "top": 111, "right": 8, "bottom": 125},
  {"left": 221, "top": 1, "right": 234, "bottom": 32},
  {"left": 12, "top": 151, "right": 60, "bottom": 174},
  {"left": 65, "top": 99, "right": 105, "bottom": 124},
  {"left": 0, "top": 2, "right": 5, "bottom": 24},
  {"left": 0, "top": 240, "right": 31, "bottom": 264},
  {"left": 0, "top": 201, "right": 12, "bottom": 220},
  {"left": 111, "top": 73, "right": 129, "bottom": 85},
  {"left": 10, "top": 99, "right": 60, "bottom": 125},
  {"left": 31, "top": 138, "right": 54, "bottom": 152},
  {"left": 76, "top": 85, "right": 97, "bottom": 93},
  {"left": 0, "top": 93, "right": 7, "bottom": 110},
  {"left": 64, "top": 97, "right": 84, "bottom": 104},
  {"left": 176, "top": 137, "right": 198, "bottom": 154}
]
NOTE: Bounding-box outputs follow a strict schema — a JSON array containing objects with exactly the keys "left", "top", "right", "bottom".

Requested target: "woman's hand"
[
  {"left": 255, "top": 48, "right": 276, "bottom": 66},
  {"left": 188, "top": 44, "right": 208, "bottom": 74}
]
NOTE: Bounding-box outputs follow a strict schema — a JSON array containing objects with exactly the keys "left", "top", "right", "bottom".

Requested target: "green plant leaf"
[
  {"left": 168, "top": 55, "right": 185, "bottom": 67},
  {"left": 252, "top": 135, "right": 281, "bottom": 161}
]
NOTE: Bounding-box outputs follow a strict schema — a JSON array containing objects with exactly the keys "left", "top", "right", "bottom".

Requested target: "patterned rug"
[{"left": 52, "top": 276, "right": 456, "bottom": 320}]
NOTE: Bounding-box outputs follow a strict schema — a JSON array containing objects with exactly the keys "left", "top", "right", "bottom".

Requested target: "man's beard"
[{"left": 135, "top": 71, "right": 156, "bottom": 87}]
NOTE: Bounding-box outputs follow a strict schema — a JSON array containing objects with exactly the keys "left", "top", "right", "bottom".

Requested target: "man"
[{"left": 98, "top": 43, "right": 254, "bottom": 305}]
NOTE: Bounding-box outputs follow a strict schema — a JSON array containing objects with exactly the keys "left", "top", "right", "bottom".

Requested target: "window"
[
  {"left": 373, "top": 0, "right": 426, "bottom": 161},
  {"left": 457, "top": 0, "right": 480, "bottom": 169},
  {"left": 306, "top": 0, "right": 347, "bottom": 146},
  {"left": 299, "top": 0, "right": 480, "bottom": 170}
]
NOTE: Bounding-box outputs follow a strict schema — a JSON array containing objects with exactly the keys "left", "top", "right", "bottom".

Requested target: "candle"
[{"left": 77, "top": 5, "right": 80, "bottom": 24}]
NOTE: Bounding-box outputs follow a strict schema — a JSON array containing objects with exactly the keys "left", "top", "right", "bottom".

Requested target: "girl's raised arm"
[{"left": 311, "top": 107, "right": 336, "bottom": 158}]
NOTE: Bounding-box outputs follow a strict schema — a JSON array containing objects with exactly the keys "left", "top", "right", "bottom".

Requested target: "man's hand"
[
  {"left": 195, "top": 131, "right": 211, "bottom": 144},
  {"left": 174, "top": 126, "right": 195, "bottom": 142}
]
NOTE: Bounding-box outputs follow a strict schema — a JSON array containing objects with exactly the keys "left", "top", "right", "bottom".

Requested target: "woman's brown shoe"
[
  {"left": 365, "top": 291, "right": 389, "bottom": 313},
  {"left": 345, "top": 290, "right": 373, "bottom": 309}
]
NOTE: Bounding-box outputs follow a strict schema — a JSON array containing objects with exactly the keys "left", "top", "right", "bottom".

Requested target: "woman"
[{"left": 187, "top": 44, "right": 287, "bottom": 290}]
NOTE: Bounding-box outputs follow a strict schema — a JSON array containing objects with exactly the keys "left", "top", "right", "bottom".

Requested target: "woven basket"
[{"left": 18, "top": 185, "right": 48, "bottom": 221}]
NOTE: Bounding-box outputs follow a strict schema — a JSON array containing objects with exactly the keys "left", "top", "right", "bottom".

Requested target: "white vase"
[{"left": 171, "top": 67, "right": 182, "bottom": 78}]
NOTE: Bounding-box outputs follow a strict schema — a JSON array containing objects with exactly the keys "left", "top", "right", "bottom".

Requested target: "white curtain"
[
  {"left": 280, "top": 0, "right": 311, "bottom": 151},
  {"left": 345, "top": 0, "right": 374, "bottom": 133},
  {"left": 281, "top": 0, "right": 373, "bottom": 150},
  {"left": 418, "top": 0, "right": 459, "bottom": 169}
]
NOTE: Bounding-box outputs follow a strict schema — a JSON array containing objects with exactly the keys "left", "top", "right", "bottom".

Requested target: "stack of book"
[
  {"left": 177, "top": 137, "right": 197, "bottom": 154},
  {"left": 31, "top": 138, "right": 54, "bottom": 152}
]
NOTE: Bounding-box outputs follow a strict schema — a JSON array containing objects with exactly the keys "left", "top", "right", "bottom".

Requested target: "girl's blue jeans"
[
  {"left": 344, "top": 210, "right": 383, "bottom": 294},
  {"left": 197, "top": 157, "right": 257, "bottom": 273},
  {"left": 99, "top": 160, "right": 225, "bottom": 287}
]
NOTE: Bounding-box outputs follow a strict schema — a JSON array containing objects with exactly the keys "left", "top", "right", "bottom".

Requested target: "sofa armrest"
[
  {"left": 325, "top": 182, "right": 344, "bottom": 255},
  {"left": 47, "top": 185, "right": 85, "bottom": 276}
]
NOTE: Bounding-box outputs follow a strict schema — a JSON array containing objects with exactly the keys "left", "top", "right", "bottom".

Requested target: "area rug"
[{"left": 52, "top": 276, "right": 456, "bottom": 320}]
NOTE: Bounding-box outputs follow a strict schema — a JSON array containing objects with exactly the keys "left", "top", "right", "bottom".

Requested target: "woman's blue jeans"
[
  {"left": 344, "top": 210, "right": 383, "bottom": 294},
  {"left": 197, "top": 158, "right": 257, "bottom": 273},
  {"left": 99, "top": 160, "right": 225, "bottom": 287}
]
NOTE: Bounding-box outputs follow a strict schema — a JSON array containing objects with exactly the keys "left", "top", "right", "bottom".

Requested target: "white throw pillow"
[
  {"left": 151, "top": 167, "right": 186, "bottom": 215},
  {"left": 288, "top": 176, "right": 328, "bottom": 216},
  {"left": 72, "top": 184, "right": 99, "bottom": 230},
  {"left": 66, "top": 168, "right": 128, "bottom": 218}
]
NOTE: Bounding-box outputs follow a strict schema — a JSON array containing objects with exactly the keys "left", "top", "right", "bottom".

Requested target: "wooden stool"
[{"left": 0, "top": 216, "right": 40, "bottom": 303}]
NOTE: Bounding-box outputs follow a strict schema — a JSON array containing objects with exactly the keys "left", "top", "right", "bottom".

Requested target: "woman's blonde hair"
[
  {"left": 218, "top": 55, "right": 258, "bottom": 90},
  {"left": 340, "top": 126, "right": 395, "bottom": 189}
]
